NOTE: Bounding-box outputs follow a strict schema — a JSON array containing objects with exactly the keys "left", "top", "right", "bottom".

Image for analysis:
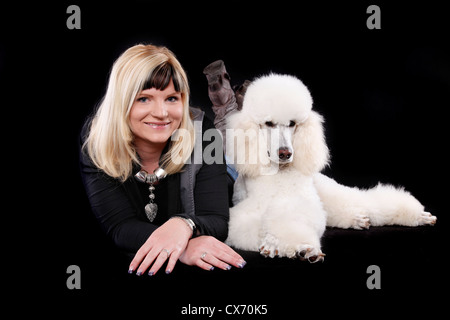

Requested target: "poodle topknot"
[{"left": 242, "top": 73, "right": 313, "bottom": 125}]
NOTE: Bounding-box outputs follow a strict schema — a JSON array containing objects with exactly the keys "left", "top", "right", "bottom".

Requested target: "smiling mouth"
[{"left": 144, "top": 122, "right": 171, "bottom": 128}]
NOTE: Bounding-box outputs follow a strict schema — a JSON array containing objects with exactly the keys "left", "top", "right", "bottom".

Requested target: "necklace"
[{"left": 134, "top": 167, "right": 168, "bottom": 222}]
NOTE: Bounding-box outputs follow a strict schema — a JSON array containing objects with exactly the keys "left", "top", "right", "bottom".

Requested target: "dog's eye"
[
  {"left": 265, "top": 121, "right": 275, "bottom": 127},
  {"left": 289, "top": 121, "right": 296, "bottom": 127}
]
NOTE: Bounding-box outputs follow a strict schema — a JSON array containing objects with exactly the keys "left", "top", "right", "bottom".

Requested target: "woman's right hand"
[
  {"left": 179, "top": 236, "right": 246, "bottom": 271},
  {"left": 129, "top": 218, "right": 192, "bottom": 276}
]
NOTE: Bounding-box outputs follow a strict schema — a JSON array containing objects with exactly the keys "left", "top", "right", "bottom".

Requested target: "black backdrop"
[{"left": 2, "top": 1, "right": 448, "bottom": 317}]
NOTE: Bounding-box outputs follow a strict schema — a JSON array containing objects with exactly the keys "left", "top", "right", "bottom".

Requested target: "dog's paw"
[
  {"left": 259, "top": 233, "right": 280, "bottom": 258},
  {"left": 259, "top": 235, "right": 325, "bottom": 262},
  {"left": 295, "top": 244, "right": 325, "bottom": 263},
  {"left": 418, "top": 211, "right": 437, "bottom": 226},
  {"left": 352, "top": 214, "right": 371, "bottom": 230}
]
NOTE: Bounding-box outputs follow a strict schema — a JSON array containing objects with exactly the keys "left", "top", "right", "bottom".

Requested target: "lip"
[{"left": 144, "top": 121, "right": 171, "bottom": 129}]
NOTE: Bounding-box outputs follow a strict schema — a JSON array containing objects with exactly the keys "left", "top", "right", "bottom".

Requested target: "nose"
[
  {"left": 278, "top": 147, "right": 292, "bottom": 160},
  {"left": 151, "top": 100, "right": 168, "bottom": 118}
]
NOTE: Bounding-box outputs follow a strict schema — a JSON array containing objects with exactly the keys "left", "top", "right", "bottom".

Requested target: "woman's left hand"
[
  {"left": 179, "top": 235, "right": 246, "bottom": 271},
  {"left": 129, "top": 218, "right": 193, "bottom": 276}
]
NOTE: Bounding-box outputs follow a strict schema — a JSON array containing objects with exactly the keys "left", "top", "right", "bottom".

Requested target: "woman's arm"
[
  {"left": 79, "top": 133, "right": 157, "bottom": 253},
  {"left": 81, "top": 138, "right": 195, "bottom": 275},
  {"left": 172, "top": 120, "right": 246, "bottom": 272},
  {"left": 190, "top": 155, "right": 230, "bottom": 241},
  {"left": 187, "top": 116, "right": 230, "bottom": 240}
]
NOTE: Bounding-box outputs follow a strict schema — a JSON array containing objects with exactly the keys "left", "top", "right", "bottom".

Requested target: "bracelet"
[{"left": 170, "top": 217, "right": 196, "bottom": 235}]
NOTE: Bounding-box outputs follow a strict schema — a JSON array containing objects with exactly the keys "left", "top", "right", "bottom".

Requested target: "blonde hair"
[{"left": 83, "top": 44, "right": 195, "bottom": 181}]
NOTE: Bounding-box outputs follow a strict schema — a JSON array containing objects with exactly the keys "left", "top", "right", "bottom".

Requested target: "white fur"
[{"left": 225, "top": 74, "right": 436, "bottom": 262}]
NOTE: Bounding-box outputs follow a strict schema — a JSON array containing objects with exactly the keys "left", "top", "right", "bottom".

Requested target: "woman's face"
[{"left": 129, "top": 80, "right": 184, "bottom": 149}]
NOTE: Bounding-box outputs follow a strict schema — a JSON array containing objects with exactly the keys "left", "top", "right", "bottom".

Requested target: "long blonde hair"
[{"left": 83, "top": 44, "right": 195, "bottom": 181}]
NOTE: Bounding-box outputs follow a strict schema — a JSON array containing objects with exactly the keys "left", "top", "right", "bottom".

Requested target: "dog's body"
[
  {"left": 225, "top": 74, "right": 436, "bottom": 262},
  {"left": 229, "top": 168, "right": 327, "bottom": 261}
]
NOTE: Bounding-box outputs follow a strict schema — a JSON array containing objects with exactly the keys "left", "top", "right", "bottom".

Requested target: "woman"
[{"left": 80, "top": 44, "right": 246, "bottom": 276}]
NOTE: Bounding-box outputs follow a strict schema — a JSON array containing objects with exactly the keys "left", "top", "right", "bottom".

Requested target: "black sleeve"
[
  {"left": 191, "top": 155, "right": 230, "bottom": 241},
  {"left": 189, "top": 116, "right": 229, "bottom": 241},
  {"left": 79, "top": 125, "right": 157, "bottom": 253}
]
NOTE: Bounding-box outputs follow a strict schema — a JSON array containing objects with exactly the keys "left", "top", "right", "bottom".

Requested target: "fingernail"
[
  {"left": 225, "top": 265, "right": 232, "bottom": 270},
  {"left": 165, "top": 269, "right": 171, "bottom": 275},
  {"left": 148, "top": 271, "right": 154, "bottom": 276},
  {"left": 210, "top": 266, "right": 215, "bottom": 271},
  {"left": 238, "top": 261, "right": 247, "bottom": 268},
  {"left": 136, "top": 271, "right": 142, "bottom": 276},
  {"left": 128, "top": 269, "right": 134, "bottom": 274}
]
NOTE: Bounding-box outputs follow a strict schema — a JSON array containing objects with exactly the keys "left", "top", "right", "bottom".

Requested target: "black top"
[{"left": 79, "top": 116, "right": 229, "bottom": 254}]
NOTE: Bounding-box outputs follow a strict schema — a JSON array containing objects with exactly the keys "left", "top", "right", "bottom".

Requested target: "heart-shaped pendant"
[{"left": 145, "top": 202, "right": 158, "bottom": 222}]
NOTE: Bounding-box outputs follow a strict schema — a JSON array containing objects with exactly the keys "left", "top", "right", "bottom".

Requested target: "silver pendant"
[
  {"left": 145, "top": 202, "right": 158, "bottom": 222},
  {"left": 135, "top": 168, "right": 167, "bottom": 223}
]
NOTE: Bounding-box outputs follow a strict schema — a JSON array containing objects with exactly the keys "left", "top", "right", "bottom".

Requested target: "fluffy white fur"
[{"left": 225, "top": 74, "right": 436, "bottom": 262}]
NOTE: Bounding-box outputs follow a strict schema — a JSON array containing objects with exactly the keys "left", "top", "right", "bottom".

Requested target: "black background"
[{"left": 2, "top": 1, "right": 448, "bottom": 317}]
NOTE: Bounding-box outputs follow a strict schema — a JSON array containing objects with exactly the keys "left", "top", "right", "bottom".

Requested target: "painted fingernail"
[
  {"left": 210, "top": 266, "right": 215, "bottom": 271},
  {"left": 225, "top": 265, "right": 232, "bottom": 270},
  {"left": 238, "top": 261, "right": 247, "bottom": 268},
  {"left": 136, "top": 271, "right": 142, "bottom": 276},
  {"left": 165, "top": 269, "right": 171, "bottom": 275},
  {"left": 128, "top": 268, "right": 134, "bottom": 274},
  {"left": 148, "top": 271, "right": 154, "bottom": 276}
]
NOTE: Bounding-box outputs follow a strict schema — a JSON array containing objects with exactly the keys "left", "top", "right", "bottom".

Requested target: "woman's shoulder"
[{"left": 189, "top": 107, "right": 217, "bottom": 135}]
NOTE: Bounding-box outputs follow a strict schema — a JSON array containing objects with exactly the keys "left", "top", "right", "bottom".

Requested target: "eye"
[
  {"left": 167, "top": 96, "right": 179, "bottom": 103},
  {"left": 137, "top": 97, "right": 149, "bottom": 103},
  {"left": 265, "top": 121, "right": 275, "bottom": 127},
  {"left": 289, "top": 120, "right": 296, "bottom": 127}
]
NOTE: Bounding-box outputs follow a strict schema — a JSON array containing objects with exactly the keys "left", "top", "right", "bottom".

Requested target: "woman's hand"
[
  {"left": 129, "top": 218, "right": 193, "bottom": 276},
  {"left": 179, "top": 236, "right": 247, "bottom": 271}
]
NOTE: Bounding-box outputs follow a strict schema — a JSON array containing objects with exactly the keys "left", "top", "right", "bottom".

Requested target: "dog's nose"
[{"left": 278, "top": 147, "right": 292, "bottom": 160}]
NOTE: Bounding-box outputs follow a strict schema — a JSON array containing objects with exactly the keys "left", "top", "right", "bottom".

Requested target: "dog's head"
[{"left": 226, "top": 73, "right": 329, "bottom": 177}]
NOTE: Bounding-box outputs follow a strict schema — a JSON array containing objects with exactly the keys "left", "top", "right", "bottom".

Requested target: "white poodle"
[{"left": 225, "top": 73, "right": 436, "bottom": 262}]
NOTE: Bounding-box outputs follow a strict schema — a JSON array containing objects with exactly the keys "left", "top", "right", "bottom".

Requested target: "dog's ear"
[
  {"left": 226, "top": 112, "right": 270, "bottom": 177},
  {"left": 292, "top": 111, "right": 329, "bottom": 175}
]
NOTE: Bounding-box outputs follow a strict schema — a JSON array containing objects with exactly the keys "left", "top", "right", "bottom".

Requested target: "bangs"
[{"left": 142, "top": 62, "right": 182, "bottom": 92}]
